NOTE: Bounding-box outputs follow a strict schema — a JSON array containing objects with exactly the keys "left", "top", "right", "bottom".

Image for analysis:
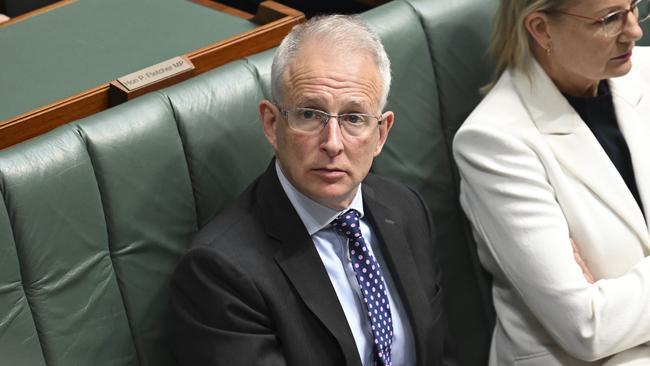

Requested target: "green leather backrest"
[
  {"left": 161, "top": 61, "right": 274, "bottom": 228},
  {"left": 0, "top": 197, "right": 46, "bottom": 365},
  {"left": 0, "top": 126, "right": 138, "bottom": 366},
  {"left": 363, "top": 1, "right": 446, "bottom": 205},
  {"left": 399, "top": 1, "right": 498, "bottom": 365},
  {"left": 407, "top": 0, "right": 497, "bottom": 139},
  {"left": 0, "top": 47, "right": 276, "bottom": 366},
  {"left": 74, "top": 94, "right": 198, "bottom": 366}
]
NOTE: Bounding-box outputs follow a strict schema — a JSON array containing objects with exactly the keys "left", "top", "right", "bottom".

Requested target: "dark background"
[
  {"left": 1, "top": 0, "right": 58, "bottom": 16},
  {"left": 0, "top": 0, "right": 384, "bottom": 18},
  {"left": 221, "top": 0, "right": 373, "bottom": 17}
]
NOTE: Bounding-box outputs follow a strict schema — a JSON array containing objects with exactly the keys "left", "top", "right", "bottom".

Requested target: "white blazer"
[{"left": 453, "top": 47, "right": 650, "bottom": 365}]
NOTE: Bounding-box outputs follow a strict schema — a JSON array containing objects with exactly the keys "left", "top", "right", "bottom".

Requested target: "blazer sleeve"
[
  {"left": 453, "top": 124, "right": 650, "bottom": 361},
  {"left": 406, "top": 184, "right": 458, "bottom": 366},
  {"left": 169, "top": 245, "right": 287, "bottom": 366}
]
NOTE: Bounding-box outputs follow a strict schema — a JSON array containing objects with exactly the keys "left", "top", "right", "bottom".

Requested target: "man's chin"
[{"left": 306, "top": 185, "right": 356, "bottom": 211}]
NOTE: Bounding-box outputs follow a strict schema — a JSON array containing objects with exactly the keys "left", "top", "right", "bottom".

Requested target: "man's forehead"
[
  {"left": 290, "top": 37, "right": 374, "bottom": 66},
  {"left": 282, "top": 70, "right": 381, "bottom": 108},
  {"left": 283, "top": 45, "right": 380, "bottom": 85},
  {"left": 276, "top": 38, "right": 382, "bottom": 105}
]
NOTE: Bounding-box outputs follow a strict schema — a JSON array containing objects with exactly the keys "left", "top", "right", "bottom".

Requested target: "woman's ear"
[{"left": 525, "top": 11, "right": 553, "bottom": 52}]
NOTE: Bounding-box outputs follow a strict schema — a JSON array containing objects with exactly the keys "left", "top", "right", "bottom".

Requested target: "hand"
[{"left": 571, "top": 239, "right": 594, "bottom": 284}]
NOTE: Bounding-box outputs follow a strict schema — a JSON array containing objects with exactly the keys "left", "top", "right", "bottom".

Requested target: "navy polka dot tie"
[{"left": 332, "top": 209, "right": 393, "bottom": 366}]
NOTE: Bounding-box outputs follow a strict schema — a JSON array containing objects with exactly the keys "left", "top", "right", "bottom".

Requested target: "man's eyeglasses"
[
  {"left": 550, "top": 0, "right": 650, "bottom": 38},
  {"left": 276, "top": 105, "right": 384, "bottom": 137}
]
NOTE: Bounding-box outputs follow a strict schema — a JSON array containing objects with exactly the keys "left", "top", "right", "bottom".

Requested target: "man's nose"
[{"left": 320, "top": 117, "right": 344, "bottom": 157}]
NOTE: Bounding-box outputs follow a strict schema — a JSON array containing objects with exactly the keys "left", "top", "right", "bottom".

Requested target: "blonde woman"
[{"left": 454, "top": 0, "right": 650, "bottom": 364}]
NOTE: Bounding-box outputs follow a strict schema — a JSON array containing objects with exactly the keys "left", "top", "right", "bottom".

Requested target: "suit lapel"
[
  {"left": 257, "top": 162, "right": 361, "bottom": 366},
  {"left": 610, "top": 74, "right": 650, "bottom": 235},
  {"left": 512, "top": 61, "right": 650, "bottom": 250},
  {"left": 362, "top": 183, "right": 430, "bottom": 358}
]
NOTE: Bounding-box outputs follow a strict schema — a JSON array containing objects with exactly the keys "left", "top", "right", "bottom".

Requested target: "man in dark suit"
[{"left": 170, "top": 14, "right": 453, "bottom": 366}]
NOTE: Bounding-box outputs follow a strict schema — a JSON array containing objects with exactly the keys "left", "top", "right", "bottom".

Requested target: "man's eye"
[
  {"left": 343, "top": 114, "right": 366, "bottom": 124},
  {"left": 299, "top": 110, "right": 318, "bottom": 120}
]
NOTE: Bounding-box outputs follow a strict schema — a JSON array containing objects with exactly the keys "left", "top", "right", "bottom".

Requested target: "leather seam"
[
  {"left": 162, "top": 91, "right": 201, "bottom": 233},
  {"left": 73, "top": 123, "right": 144, "bottom": 366},
  {"left": 0, "top": 163, "right": 48, "bottom": 365}
]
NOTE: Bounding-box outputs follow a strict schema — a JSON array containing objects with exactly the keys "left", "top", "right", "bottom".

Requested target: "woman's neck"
[{"left": 532, "top": 46, "right": 599, "bottom": 97}]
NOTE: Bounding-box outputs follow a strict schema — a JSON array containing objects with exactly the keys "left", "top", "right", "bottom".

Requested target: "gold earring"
[{"left": 546, "top": 44, "right": 552, "bottom": 56}]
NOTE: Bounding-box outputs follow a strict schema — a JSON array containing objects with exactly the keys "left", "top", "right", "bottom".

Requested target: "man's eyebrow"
[
  {"left": 348, "top": 101, "right": 370, "bottom": 108},
  {"left": 294, "top": 98, "right": 323, "bottom": 107},
  {"left": 293, "top": 98, "right": 373, "bottom": 111},
  {"left": 341, "top": 101, "right": 374, "bottom": 112}
]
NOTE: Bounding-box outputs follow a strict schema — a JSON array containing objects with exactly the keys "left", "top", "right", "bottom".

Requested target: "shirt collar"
[{"left": 275, "top": 160, "right": 364, "bottom": 235}]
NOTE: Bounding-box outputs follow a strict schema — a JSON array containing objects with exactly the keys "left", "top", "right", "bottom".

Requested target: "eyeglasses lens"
[
  {"left": 287, "top": 108, "right": 376, "bottom": 137},
  {"left": 603, "top": 0, "right": 650, "bottom": 36},
  {"left": 637, "top": 1, "right": 650, "bottom": 22}
]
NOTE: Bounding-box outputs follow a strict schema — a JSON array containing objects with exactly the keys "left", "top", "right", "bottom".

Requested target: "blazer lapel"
[
  {"left": 512, "top": 61, "right": 650, "bottom": 249},
  {"left": 610, "top": 74, "right": 650, "bottom": 234},
  {"left": 362, "top": 183, "right": 430, "bottom": 360},
  {"left": 257, "top": 162, "right": 361, "bottom": 366}
]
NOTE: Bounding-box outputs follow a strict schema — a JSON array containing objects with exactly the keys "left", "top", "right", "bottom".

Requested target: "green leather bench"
[{"left": 0, "top": 0, "right": 499, "bottom": 365}]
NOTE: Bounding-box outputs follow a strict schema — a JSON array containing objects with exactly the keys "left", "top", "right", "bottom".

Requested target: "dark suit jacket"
[{"left": 169, "top": 161, "right": 453, "bottom": 365}]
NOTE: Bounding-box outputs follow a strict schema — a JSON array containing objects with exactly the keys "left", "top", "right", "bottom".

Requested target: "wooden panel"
[
  {"left": 0, "top": 1, "right": 304, "bottom": 150},
  {"left": 0, "top": 86, "right": 109, "bottom": 149}
]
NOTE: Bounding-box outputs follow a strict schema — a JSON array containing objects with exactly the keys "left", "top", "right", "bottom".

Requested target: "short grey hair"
[{"left": 271, "top": 15, "right": 392, "bottom": 112}]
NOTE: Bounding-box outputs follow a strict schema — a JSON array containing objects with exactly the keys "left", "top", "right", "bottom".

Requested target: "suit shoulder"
[
  {"left": 457, "top": 69, "right": 534, "bottom": 138},
  {"left": 364, "top": 173, "right": 412, "bottom": 194},
  {"left": 364, "top": 173, "right": 425, "bottom": 209},
  {"left": 632, "top": 46, "right": 650, "bottom": 64},
  {"left": 631, "top": 46, "right": 650, "bottom": 84},
  {"left": 186, "top": 176, "right": 274, "bottom": 262}
]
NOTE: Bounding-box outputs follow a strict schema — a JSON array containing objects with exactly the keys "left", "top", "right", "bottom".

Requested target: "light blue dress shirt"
[{"left": 276, "top": 162, "right": 415, "bottom": 366}]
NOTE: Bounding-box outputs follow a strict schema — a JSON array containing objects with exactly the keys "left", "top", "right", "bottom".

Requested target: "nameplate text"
[{"left": 117, "top": 56, "right": 194, "bottom": 91}]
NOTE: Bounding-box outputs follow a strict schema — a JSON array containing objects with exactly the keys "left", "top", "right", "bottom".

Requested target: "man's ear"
[
  {"left": 525, "top": 11, "right": 553, "bottom": 53},
  {"left": 260, "top": 100, "right": 279, "bottom": 151},
  {"left": 374, "top": 111, "right": 394, "bottom": 157}
]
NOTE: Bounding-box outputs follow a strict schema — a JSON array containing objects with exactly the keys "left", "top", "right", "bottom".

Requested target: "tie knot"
[{"left": 332, "top": 209, "right": 362, "bottom": 238}]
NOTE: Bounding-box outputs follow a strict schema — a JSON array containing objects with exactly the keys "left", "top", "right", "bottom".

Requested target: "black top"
[{"left": 563, "top": 80, "right": 644, "bottom": 216}]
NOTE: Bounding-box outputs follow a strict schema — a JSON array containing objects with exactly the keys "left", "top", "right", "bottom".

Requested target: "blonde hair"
[{"left": 485, "top": 0, "right": 567, "bottom": 91}]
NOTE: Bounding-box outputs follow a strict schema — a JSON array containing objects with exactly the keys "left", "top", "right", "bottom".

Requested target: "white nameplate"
[{"left": 117, "top": 56, "right": 194, "bottom": 91}]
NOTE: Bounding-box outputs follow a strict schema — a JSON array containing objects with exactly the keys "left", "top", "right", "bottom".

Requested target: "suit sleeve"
[
  {"left": 169, "top": 245, "right": 287, "bottom": 366},
  {"left": 453, "top": 124, "right": 650, "bottom": 361},
  {"left": 406, "top": 185, "right": 459, "bottom": 366}
]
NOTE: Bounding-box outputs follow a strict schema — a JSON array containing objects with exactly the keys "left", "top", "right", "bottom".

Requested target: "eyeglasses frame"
[
  {"left": 549, "top": 0, "right": 650, "bottom": 37},
  {"left": 273, "top": 103, "right": 384, "bottom": 136}
]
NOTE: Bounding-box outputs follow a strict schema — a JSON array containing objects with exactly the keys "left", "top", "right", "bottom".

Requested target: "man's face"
[{"left": 260, "top": 41, "right": 393, "bottom": 210}]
